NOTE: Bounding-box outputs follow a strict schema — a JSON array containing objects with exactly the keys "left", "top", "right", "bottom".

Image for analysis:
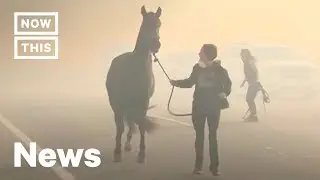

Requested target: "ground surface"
[{"left": 0, "top": 98, "right": 319, "bottom": 180}]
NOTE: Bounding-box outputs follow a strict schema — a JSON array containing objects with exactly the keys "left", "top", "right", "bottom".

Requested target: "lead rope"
[
  {"left": 153, "top": 53, "right": 192, "bottom": 116},
  {"left": 242, "top": 83, "right": 270, "bottom": 119},
  {"left": 261, "top": 84, "right": 270, "bottom": 112}
]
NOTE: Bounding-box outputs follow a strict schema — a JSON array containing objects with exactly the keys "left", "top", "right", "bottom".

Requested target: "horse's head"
[{"left": 140, "top": 6, "right": 162, "bottom": 54}]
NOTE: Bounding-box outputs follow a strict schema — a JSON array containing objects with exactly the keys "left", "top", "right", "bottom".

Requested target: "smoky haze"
[
  {"left": 1, "top": 0, "right": 320, "bottom": 105},
  {"left": 0, "top": 1, "right": 319, "bottom": 127},
  {"left": 0, "top": 1, "right": 320, "bottom": 180}
]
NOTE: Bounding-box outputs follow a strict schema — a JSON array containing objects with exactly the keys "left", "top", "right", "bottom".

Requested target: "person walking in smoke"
[
  {"left": 170, "top": 44, "right": 232, "bottom": 176},
  {"left": 240, "top": 48, "right": 261, "bottom": 122}
]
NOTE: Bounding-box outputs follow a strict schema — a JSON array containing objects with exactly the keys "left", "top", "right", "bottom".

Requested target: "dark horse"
[{"left": 106, "top": 6, "right": 162, "bottom": 163}]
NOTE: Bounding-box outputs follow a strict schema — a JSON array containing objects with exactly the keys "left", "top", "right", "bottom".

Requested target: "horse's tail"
[
  {"left": 122, "top": 105, "right": 159, "bottom": 133},
  {"left": 144, "top": 104, "right": 159, "bottom": 133},
  {"left": 124, "top": 116, "right": 159, "bottom": 134},
  {"left": 148, "top": 104, "right": 156, "bottom": 110},
  {"left": 144, "top": 115, "right": 160, "bottom": 133}
]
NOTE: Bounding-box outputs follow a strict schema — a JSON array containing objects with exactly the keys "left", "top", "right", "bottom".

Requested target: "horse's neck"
[
  {"left": 132, "top": 25, "right": 153, "bottom": 77},
  {"left": 132, "top": 51, "right": 153, "bottom": 72},
  {"left": 133, "top": 24, "right": 150, "bottom": 57},
  {"left": 131, "top": 50, "right": 154, "bottom": 98},
  {"left": 146, "top": 53, "right": 153, "bottom": 75}
]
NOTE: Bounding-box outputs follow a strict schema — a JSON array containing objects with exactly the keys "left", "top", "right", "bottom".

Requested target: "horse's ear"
[
  {"left": 155, "top": 7, "right": 162, "bottom": 17},
  {"left": 141, "top": 5, "right": 147, "bottom": 16}
]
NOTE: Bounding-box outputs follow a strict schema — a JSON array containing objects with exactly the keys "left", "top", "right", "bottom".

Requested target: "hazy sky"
[
  {"left": 0, "top": 0, "right": 319, "bottom": 98},
  {"left": 1, "top": 0, "right": 320, "bottom": 61}
]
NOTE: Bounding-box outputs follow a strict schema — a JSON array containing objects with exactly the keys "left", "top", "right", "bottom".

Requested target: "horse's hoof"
[
  {"left": 124, "top": 143, "right": 132, "bottom": 152},
  {"left": 113, "top": 152, "right": 122, "bottom": 162},
  {"left": 137, "top": 152, "right": 146, "bottom": 164}
]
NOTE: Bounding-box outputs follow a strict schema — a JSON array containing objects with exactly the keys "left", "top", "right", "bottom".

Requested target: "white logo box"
[
  {"left": 14, "top": 36, "right": 59, "bottom": 60},
  {"left": 14, "top": 12, "right": 59, "bottom": 36}
]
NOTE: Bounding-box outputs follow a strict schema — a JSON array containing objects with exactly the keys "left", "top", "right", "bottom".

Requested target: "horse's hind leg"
[
  {"left": 114, "top": 112, "right": 124, "bottom": 162},
  {"left": 124, "top": 120, "right": 135, "bottom": 152},
  {"left": 137, "top": 119, "right": 146, "bottom": 164}
]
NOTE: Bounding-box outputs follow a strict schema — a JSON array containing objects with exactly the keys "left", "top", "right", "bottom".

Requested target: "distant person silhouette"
[
  {"left": 240, "top": 49, "right": 260, "bottom": 122},
  {"left": 170, "top": 44, "right": 232, "bottom": 176}
]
